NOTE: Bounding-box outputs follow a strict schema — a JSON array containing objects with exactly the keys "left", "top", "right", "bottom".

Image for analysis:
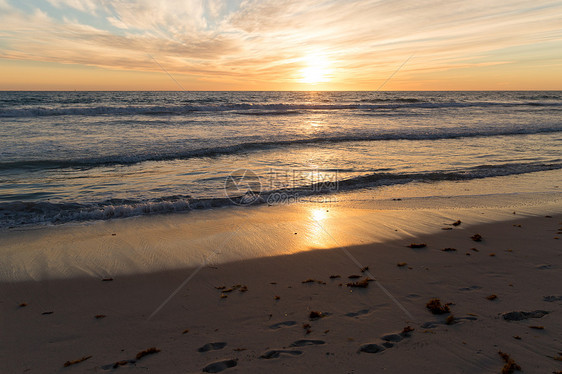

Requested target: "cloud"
[
  {"left": 47, "top": 0, "right": 99, "bottom": 13},
  {"left": 1, "top": 0, "right": 561, "bottom": 88},
  {"left": 205, "top": 0, "right": 224, "bottom": 20},
  {"left": 106, "top": 16, "right": 128, "bottom": 29},
  {"left": 0, "top": 0, "right": 12, "bottom": 11}
]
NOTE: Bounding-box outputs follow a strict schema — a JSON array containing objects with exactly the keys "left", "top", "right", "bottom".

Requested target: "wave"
[
  {"left": 359, "top": 98, "right": 423, "bottom": 103},
  {"left": 1, "top": 126, "right": 560, "bottom": 171},
  {"left": 518, "top": 94, "right": 561, "bottom": 100},
  {"left": 1, "top": 161, "right": 560, "bottom": 228},
  {"left": 1, "top": 100, "right": 561, "bottom": 117}
]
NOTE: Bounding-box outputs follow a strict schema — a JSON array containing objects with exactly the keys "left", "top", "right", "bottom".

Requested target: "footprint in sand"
[
  {"left": 502, "top": 310, "right": 549, "bottom": 321},
  {"left": 260, "top": 350, "right": 303, "bottom": 359},
  {"left": 421, "top": 315, "right": 477, "bottom": 329},
  {"left": 381, "top": 333, "right": 403, "bottom": 342},
  {"left": 198, "top": 342, "right": 227, "bottom": 353},
  {"left": 344, "top": 309, "right": 370, "bottom": 318},
  {"left": 269, "top": 320, "right": 297, "bottom": 329},
  {"left": 458, "top": 285, "right": 482, "bottom": 291},
  {"left": 202, "top": 359, "right": 237, "bottom": 373},
  {"left": 359, "top": 343, "right": 385, "bottom": 353},
  {"left": 536, "top": 264, "right": 554, "bottom": 270},
  {"left": 100, "top": 359, "right": 136, "bottom": 370},
  {"left": 290, "top": 339, "right": 325, "bottom": 347},
  {"left": 359, "top": 327, "right": 414, "bottom": 354},
  {"left": 543, "top": 296, "right": 562, "bottom": 302},
  {"left": 260, "top": 340, "right": 323, "bottom": 359}
]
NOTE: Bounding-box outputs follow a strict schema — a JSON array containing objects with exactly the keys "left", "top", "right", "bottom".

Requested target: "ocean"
[{"left": 0, "top": 91, "right": 561, "bottom": 228}]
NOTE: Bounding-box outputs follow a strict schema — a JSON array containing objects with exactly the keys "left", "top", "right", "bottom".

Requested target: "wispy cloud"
[
  {"left": 47, "top": 0, "right": 99, "bottom": 13},
  {"left": 1, "top": 0, "right": 561, "bottom": 89}
]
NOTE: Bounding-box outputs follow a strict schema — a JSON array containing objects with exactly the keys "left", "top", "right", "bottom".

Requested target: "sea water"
[{"left": 1, "top": 91, "right": 561, "bottom": 228}]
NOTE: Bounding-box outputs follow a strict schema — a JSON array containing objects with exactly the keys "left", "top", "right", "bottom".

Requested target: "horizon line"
[{"left": 1, "top": 89, "right": 561, "bottom": 92}]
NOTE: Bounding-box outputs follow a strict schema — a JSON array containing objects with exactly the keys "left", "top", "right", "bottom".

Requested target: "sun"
[{"left": 299, "top": 54, "right": 332, "bottom": 84}]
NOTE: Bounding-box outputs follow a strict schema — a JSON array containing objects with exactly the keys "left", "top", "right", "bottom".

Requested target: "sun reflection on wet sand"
[
  {"left": 310, "top": 207, "right": 328, "bottom": 221},
  {"left": 303, "top": 207, "right": 335, "bottom": 248}
]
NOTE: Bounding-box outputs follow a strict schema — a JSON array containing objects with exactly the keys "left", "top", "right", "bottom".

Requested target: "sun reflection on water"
[{"left": 307, "top": 120, "right": 325, "bottom": 127}]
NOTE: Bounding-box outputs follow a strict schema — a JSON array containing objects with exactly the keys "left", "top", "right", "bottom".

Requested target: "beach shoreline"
[{"left": 1, "top": 202, "right": 561, "bottom": 373}]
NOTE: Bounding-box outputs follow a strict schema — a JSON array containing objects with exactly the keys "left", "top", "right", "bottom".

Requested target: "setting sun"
[{"left": 299, "top": 54, "right": 333, "bottom": 84}]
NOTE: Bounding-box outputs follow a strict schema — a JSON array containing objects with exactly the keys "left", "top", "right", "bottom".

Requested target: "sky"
[{"left": 0, "top": 0, "right": 561, "bottom": 90}]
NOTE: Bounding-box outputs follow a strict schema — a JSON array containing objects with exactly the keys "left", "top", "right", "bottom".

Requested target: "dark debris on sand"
[
  {"left": 401, "top": 326, "right": 414, "bottom": 336},
  {"left": 441, "top": 247, "right": 456, "bottom": 252},
  {"left": 135, "top": 347, "right": 160, "bottom": 360},
  {"left": 112, "top": 360, "right": 131, "bottom": 369},
  {"left": 471, "top": 234, "right": 483, "bottom": 242},
  {"left": 63, "top": 355, "right": 92, "bottom": 367},
  {"left": 309, "top": 311, "right": 326, "bottom": 321},
  {"left": 426, "top": 298, "right": 451, "bottom": 314},
  {"left": 216, "top": 284, "right": 248, "bottom": 295},
  {"left": 346, "top": 278, "right": 370, "bottom": 288},
  {"left": 498, "top": 351, "right": 521, "bottom": 374}
]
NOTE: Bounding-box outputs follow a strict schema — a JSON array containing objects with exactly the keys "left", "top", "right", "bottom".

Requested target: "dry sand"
[{"left": 1, "top": 207, "right": 561, "bottom": 373}]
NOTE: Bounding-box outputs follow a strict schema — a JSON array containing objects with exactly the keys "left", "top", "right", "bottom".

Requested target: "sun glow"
[
  {"left": 310, "top": 208, "right": 328, "bottom": 221},
  {"left": 299, "top": 54, "right": 332, "bottom": 84}
]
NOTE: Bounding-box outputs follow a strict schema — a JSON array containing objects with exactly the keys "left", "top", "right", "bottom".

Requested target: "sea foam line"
[{"left": 1, "top": 161, "right": 560, "bottom": 228}]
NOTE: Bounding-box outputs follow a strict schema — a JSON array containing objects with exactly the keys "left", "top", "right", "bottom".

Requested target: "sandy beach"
[{"left": 1, "top": 196, "right": 561, "bottom": 373}]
